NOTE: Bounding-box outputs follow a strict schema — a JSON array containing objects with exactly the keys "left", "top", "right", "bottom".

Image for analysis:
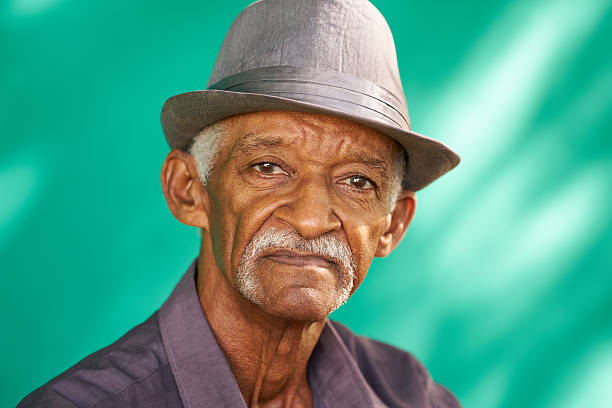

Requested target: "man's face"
[{"left": 204, "top": 111, "right": 405, "bottom": 321}]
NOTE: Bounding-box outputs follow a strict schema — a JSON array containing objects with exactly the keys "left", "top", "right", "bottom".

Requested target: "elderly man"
[{"left": 19, "top": 0, "right": 460, "bottom": 407}]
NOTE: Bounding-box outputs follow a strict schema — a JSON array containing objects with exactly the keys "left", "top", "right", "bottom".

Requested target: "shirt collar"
[{"left": 159, "top": 258, "right": 386, "bottom": 408}]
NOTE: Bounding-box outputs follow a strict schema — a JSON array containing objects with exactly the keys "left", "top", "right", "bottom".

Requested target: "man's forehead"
[
  {"left": 221, "top": 111, "right": 402, "bottom": 162},
  {"left": 235, "top": 133, "right": 284, "bottom": 155}
]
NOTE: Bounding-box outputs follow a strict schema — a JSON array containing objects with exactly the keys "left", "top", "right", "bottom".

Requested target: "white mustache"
[
  {"left": 241, "top": 227, "right": 356, "bottom": 275},
  {"left": 235, "top": 227, "right": 356, "bottom": 309}
]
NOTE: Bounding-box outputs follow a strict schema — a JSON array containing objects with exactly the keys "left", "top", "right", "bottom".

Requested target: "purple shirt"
[{"left": 18, "top": 258, "right": 460, "bottom": 407}]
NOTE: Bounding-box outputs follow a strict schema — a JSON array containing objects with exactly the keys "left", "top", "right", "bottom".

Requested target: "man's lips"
[{"left": 263, "top": 250, "right": 335, "bottom": 268}]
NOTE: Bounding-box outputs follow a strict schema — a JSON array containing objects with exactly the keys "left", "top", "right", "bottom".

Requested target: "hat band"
[{"left": 207, "top": 66, "right": 411, "bottom": 130}]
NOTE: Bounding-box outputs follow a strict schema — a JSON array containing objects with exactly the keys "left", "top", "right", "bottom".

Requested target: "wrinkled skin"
[{"left": 161, "top": 111, "right": 416, "bottom": 408}]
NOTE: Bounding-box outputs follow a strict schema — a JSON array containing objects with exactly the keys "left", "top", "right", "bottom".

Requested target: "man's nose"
[{"left": 273, "top": 177, "right": 342, "bottom": 239}]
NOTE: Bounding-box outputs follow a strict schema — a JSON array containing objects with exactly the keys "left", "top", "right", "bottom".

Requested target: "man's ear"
[
  {"left": 160, "top": 149, "right": 212, "bottom": 231},
  {"left": 375, "top": 190, "right": 416, "bottom": 257}
]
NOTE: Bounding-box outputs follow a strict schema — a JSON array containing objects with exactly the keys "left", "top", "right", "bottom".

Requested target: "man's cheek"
[
  {"left": 209, "top": 218, "right": 231, "bottom": 274},
  {"left": 227, "top": 218, "right": 265, "bottom": 282},
  {"left": 354, "top": 222, "right": 382, "bottom": 252},
  {"left": 208, "top": 193, "right": 242, "bottom": 277}
]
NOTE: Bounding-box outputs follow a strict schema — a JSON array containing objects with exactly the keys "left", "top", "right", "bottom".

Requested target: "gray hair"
[
  {"left": 188, "top": 122, "right": 226, "bottom": 185},
  {"left": 188, "top": 121, "right": 407, "bottom": 207}
]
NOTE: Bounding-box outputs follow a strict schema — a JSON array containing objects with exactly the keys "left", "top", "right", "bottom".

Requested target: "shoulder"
[
  {"left": 17, "top": 312, "right": 182, "bottom": 408},
  {"left": 329, "top": 320, "right": 461, "bottom": 408}
]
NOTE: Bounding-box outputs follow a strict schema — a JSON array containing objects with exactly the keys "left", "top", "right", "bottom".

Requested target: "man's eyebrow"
[
  {"left": 232, "top": 135, "right": 390, "bottom": 178},
  {"left": 347, "top": 152, "right": 390, "bottom": 179},
  {"left": 233, "top": 133, "right": 284, "bottom": 156}
]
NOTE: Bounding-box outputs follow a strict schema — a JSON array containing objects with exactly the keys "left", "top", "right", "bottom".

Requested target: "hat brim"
[{"left": 161, "top": 89, "right": 460, "bottom": 191}]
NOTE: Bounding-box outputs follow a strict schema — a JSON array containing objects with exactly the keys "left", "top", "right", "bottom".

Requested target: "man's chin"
[{"left": 249, "top": 286, "right": 346, "bottom": 322}]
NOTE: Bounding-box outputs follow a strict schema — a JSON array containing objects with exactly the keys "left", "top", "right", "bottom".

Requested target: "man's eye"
[
  {"left": 343, "top": 175, "right": 375, "bottom": 190},
  {"left": 252, "top": 162, "right": 284, "bottom": 175}
]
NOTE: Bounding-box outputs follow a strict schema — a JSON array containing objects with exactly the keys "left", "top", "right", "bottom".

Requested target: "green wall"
[{"left": 2, "top": 0, "right": 611, "bottom": 406}]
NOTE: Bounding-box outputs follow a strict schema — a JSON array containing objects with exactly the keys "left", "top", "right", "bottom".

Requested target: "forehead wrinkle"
[
  {"left": 285, "top": 129, "right": 393, "bottom": 182},
  {"left": 346, "top": 152, "right": 391, "bottom": 180},
  {"left": 231, "top": 133, "right": 284, "bottom": 158}
]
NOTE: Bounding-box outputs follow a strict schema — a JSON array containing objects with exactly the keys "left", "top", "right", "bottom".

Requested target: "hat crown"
[{"left": 208, "top": 0, "right": 408, "bottom": 110}]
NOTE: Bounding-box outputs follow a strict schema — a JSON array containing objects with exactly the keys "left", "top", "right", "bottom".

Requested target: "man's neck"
[{"left": 196, "top": 245, "right": 324, "bottom": 408}]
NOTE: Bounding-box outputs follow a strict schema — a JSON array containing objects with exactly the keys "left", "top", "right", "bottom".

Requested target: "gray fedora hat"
[{"left": 161, "top": 0, "right": 460, "bottom": 191}]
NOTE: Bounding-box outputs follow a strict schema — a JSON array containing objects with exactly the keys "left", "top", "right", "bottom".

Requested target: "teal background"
[{"left": 2, "top": 0, "right": 611, "bottom": 406}]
